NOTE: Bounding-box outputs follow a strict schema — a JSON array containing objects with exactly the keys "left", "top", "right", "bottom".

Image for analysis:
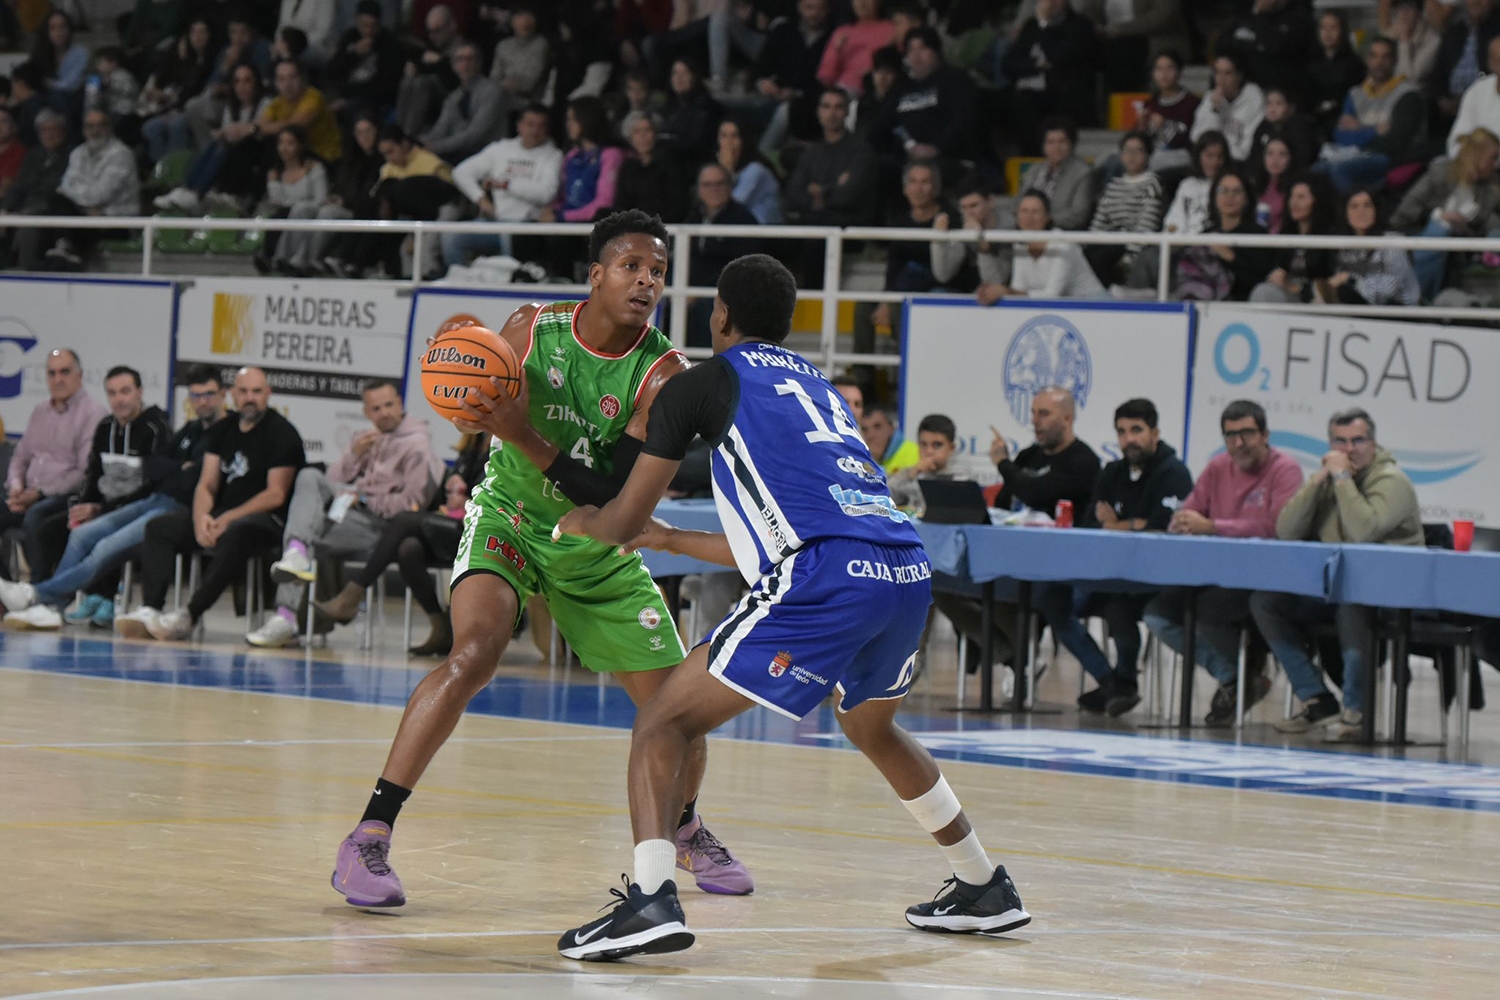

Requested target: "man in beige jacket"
[{"left": 1250, "top": 407, "right": 1423, "bottom": 741}]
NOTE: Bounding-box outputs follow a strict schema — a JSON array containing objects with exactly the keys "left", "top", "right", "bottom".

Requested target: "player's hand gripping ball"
[{"left": 420, "top": 324, "right": 522, "bottom": 424}]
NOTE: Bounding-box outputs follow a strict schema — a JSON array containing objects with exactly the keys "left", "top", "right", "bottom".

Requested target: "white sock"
[
  {"left": 942, "top": 830, "right": 996, "bottom": 887},
  {"left": 634, "top": 839, "right": 676, "bottom": 895}
]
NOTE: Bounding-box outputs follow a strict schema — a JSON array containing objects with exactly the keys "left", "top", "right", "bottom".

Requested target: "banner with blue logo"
[
  {"left": 902, "top": 300, "right": 1194, "bottom": 473},
  {"left": 1189, "top": 305, "right": 1489, "bottom": 524},
  {"left": 0, "top": 276, "right": 174, "bottom": 435}
]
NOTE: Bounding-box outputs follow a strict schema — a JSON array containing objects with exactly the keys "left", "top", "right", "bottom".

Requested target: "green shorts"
[{"left": 451, "top": 496, "right": 688, "bottom": 673}]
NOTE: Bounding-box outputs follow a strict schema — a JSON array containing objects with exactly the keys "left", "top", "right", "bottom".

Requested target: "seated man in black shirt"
[
  {"left": 118, "top": 366, "right": 307, "bottom": 641},
  {"left": 932, "top": 387, "right": 1099, "bottom": 673},
  {"left": 1034, "top": 397, "right": 1194, "bottom": 716}
]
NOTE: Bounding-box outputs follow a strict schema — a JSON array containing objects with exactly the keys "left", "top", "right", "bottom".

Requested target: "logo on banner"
[
  {"left": 211, "top": 293, "right": 254, "bottom": 354},
  {"left": 0, "top": 318, "right": 39, "bottom": 399},
  {"left": 1002, "top": 314, "right": 1092, "bottom": 423}
]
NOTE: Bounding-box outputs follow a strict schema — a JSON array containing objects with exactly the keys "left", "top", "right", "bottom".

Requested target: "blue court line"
[{"left": 2, "top": 633, "right": 1497, "bottom": 815}]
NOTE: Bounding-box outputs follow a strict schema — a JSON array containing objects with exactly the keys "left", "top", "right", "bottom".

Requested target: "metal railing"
[{"left": 6, "top": 214, "right": 1500, "bottom": 373}]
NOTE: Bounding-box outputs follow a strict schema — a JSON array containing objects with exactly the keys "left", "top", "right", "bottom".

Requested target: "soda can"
[{"left": 1055, "top": 500, "right": 1073, "bottom": 527}]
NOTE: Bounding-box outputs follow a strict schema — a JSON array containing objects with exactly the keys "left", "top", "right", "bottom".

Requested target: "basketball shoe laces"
[
  {"left": 357, "top": 838, "right": 393, "bottom": 876},
  {"left": 686, "top": 825, "right": 733, "bottom": 866},
  {"left": 929, "top": 876, "right": 964, "bottom": 902}
]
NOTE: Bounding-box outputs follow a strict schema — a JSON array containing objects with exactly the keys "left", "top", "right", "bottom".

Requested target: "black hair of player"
[
  {"left": 589, "top": 209, "right": 669, "bottom": 264},
  {"left": 717, "top": 254, "right": 797, "bottom": 345}
]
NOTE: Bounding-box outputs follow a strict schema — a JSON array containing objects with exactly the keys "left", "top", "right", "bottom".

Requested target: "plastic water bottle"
[{"left": 85, "top": 74, "right": 101, "bottom": 110}]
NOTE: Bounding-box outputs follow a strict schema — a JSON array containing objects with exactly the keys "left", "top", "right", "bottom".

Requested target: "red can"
[{"left": 1055, "top": 500, "right": 1073, "bottom": 527}]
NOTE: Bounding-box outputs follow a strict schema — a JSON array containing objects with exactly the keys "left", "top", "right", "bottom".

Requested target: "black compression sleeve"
[{"left": 542, "top": 433, "right": 644, "bottom": 508}]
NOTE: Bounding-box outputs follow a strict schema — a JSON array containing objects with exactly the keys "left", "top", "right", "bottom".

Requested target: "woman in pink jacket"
[
  {"left": 816, "top": 0, "right": 893, "bottom": 96},
  {"left": 537, "top": 95, "right": 626, "bottom": 279}
]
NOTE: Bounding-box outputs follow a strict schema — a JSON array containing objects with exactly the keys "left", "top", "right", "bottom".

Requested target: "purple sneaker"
[
  {"left": 675, "top": 815, "right": 754, "bottom": 895},
  {"left": 332, "top": 821, "right": 406, "bottom": 907}
]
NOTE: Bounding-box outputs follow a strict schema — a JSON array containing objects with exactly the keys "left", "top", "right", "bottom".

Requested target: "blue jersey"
[{"left": 707, "top": 343, "right": 921, "bottom": 582}]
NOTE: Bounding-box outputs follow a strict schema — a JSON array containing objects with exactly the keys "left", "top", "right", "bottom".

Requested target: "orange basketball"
[{"left": 419, "top": 325, "right": 522, "bottom": 421}]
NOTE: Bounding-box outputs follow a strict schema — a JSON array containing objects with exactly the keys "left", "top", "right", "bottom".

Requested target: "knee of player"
[{"left": 443, "top": 635, "right": 506, "bottom": 682}]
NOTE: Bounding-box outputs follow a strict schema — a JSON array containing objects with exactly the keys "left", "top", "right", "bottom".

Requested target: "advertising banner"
[
  {"left": 901, "top": 300, "right": 1195, "bottom": 474},
  {"left": 0, "top": 276, "right": 175, "bottom": 432},
  {"left": 1190, "top": 305, "right": 1493, "bottom": 525},
  {"left": 174, "top": 278, "right": 410, "bottom": 460}
]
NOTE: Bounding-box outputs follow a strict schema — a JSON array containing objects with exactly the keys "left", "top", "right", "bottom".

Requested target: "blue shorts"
[{"left": 704, "top": 538, "right": 933, "bottom": 720}]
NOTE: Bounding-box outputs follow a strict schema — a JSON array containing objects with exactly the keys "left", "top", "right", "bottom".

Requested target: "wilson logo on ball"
[{"left": 427, "top": 345, "right": 488, "bottom": 369}]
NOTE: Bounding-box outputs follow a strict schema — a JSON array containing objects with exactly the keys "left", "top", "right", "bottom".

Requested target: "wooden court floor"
[{"left": 3, "top": 629, "right": 1499, "bottom": 999}]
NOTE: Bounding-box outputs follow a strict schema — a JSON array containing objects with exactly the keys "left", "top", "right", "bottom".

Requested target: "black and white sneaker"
[
  {"left": 905, "top": 865, "right": 1031, "bottom": 935},
  {"left": 558, "top": 876, "right": 695, "bottom": 961}
]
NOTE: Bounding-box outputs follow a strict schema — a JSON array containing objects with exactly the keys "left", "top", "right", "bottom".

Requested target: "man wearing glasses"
[
  {"left": 1251, "top": 408, "right": 1423, "bottom": 741},
  {"left": 1142, "top": 399, "right": 1304, "bottom": 725},
  {"left": 0, "top": 349, "right": 105, "bottom": 581}
]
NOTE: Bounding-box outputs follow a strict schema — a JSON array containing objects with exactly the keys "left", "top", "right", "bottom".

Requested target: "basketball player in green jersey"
[{"left": 331, "top": 211, "right": 753, "bottom": 908}]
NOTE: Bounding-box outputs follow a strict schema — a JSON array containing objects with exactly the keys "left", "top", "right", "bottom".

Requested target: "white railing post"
[
  {"left": 819, "top": 231, "right": 842, "bottom": 372},
  {"left": 668, "top": 228, "right": 691, "bottom": 350},
  {"left": 410, "top": 224, "right": 425, "bottom": 287},
  {"left": 141, "top": 217, "right": 154, "bottom": 277},
  {"left": 1156, "top": 233, "right": 1172, "bottom": 303}
]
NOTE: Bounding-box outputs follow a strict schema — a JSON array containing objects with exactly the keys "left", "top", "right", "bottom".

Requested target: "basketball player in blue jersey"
[{"left": 554, "top": 254, "right": 1030, "bottom": 961}]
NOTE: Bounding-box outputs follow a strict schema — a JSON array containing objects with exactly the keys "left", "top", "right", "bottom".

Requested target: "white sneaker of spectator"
[
  {"left": 147, "top": 608, "right": 194, "bottom": 642},
  {"left": 115, "top": 606, "right": 161, "bottom": 639},
  {"left": 5, "top": 604, "right": 61, "bottom": 630},
  {"left": 246, "top": 610, "right": 301, "bottom": 649},
  {"left": 0, "top": 578, "right": 36, "bottom": 612},
  {"left": 271, "top": 545, "right": 316, "bottom": 584},
  {"left": 153, "top": 187, "right": 201, "bottom": 213}
]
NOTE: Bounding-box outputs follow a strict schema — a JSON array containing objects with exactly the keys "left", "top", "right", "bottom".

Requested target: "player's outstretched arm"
[
  {"left": 556, "top": 454, "right": 681, "bottom": 546},
  {"left": 618, "top": 516, "right": 737, "bottom": 568}
]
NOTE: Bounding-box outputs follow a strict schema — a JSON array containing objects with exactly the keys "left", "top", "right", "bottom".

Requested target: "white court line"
[
  {"left": 5, "top": 926, "right": 1498, "bottom": 953},
  {"left": 0, "top": 735, "right": 628, "bottom": 750}
]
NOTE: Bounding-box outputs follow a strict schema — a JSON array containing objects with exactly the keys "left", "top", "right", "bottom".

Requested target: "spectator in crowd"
[
  {"left": 1381, "top": 0, "right": 1441, "bottom": 86},
  {"left": 871, "top": 27, "right": 980, "bottom": 176},
  {"left": 1, "top": 110, "right": 70, "bottom": 268},
  {"left": 1086, "top": 131, "right": 1162, "bottom": 285},
  {"left": 859, "top": 160, "right": 956, "bottom": 350},
  {"left": 534, "top": 96, "right": 624, "bottom": 277},
  {"left": 659, "top": 57, "right": 723, "bottom": 165},
  {"left": 442, "top": 103, "right": 562, "bottom": 267},
  {"left": 24, "top": 365, "right": 171, "bottom": 620},
  {"left": 1036, "top": 397, "right": 1194, "bottom": 716},
  {"left": 490, "top": 4, "right": 550, "bottom": 126},
  {"left": 1163, "top": 129, "right": 1227, "bottom": 236},
  {"left": 934, "top": 387, "right": 1099, "bottom": 673},
  {"left": 136, "top": 20, "right": 215, "bottom": 161},
  {"left": 326, "top": 0, "right": 407, "bottom": 116},
  {"left": 832, "top": 375, "right": 865, "bottom": 423},
  {"left": 259, "top": 58, "right": 343, "bottom": 164},
  {"left": 612, "top": 112, "right": 688, "bottom": 222},
  {"left": 1019, "top": 118, "right": 1095, "bottom": 231},
  {"left": 1190, "top": 52, "right": 1264, "bottom": 163},
  {"left": 612, "top": 69, "right": 664, "bottom": 125},
  {"left": 1395, "top": 128, "right": 1500, "bottom": 300},
  {"left": 0, "top": 366, "right": 226, "bottom": 632},
  {"left": 278, "top": 114, "right": 384, "bottom": 276},
  {"left": 1250, "top": 173, "right": 1338, "bottom": 302},
  {"left": 152, "top": 63, "right": 270, "bottom": 216},
  {"left": 1321, "top": 188, "right": 1421, "bottom": 304},
  {"left": 0, "top": 107, "right": 23, "bottom": 202},
  {"left": 1447, "top": 35, "right": 1500, "bottom": 156},
  {"left": 1140, "top": 49, "right": 1200, "bottom": 173},
  {"left": 887, "top": 413, "right": 967, "bottom": 511},
  {"left": 1176, "top": 167, "right": 1273, "bottom": 302},
  {"left": 934, "top": 176, "right": 1014, "bottom": 306},
  {"left": 683, "top": 161, "right": 760, "bottom": 345},
  {"left": 1078, "top": 0, "right": 1189, "bottom": 94},
  {"left": 29, "top": 10, "right": 89, "bottom": 106},
  {"left": 1218, "top": 0, "right": 1312, "bottom": 98},
  {"left": 1143, "top": 399, "right": 1304, "bottom": 726},
  {"left": 990, "top": 191, "right": 1107, "bottom": 302},
  {"left": 28, "top": 110, "right": 139, "bottom": 271},
  {"left": 854, "top": 46, "right": 905, "bottom": 140},
  {"left": 278, "top": 0, "right": 335, "bottom": 65},
  {"left": 615, "top": 0, "right": 673, "bottom": 71},
  {"left": 1305, "top": 11, "right": 1367, "bottom": 136},
  {"left": 316, "top": 431, "right": 488, "bottom": 656},
  {"left": 257, "top": 126, "right": 330, "bottom": 276},
  {"left": 89, "top": 47, "right": 142, "bottom": 141},
  {"left": 1253, "top": 137, "right": 1295, "bottom": 232},
  {"left": 0, "top": 349, "right": 104, "bottom": 581},
  {"left": 249, "top": 379, "right": 441, "bottom": 648},
  {"left": 363, "top": 124, "right": 459, "bottom": 278},
  {"left": 7, "top": 63, "right": 48, "bottom": 147},
  {"left": 784, "top": 88, "right": 878, "bottom": 231},
  {"left": 420, "top": 41, "right": 503, "bottom": 165},
  {"left": 860, "top": 404, "right": 918, "bottom": 474},
  {"left": 1004, "top": 0, "right": 1098, "bottom": 154},
  {"left": 1252, "top": 407, "right": 1423, "bottom": 740},
  {"left": 728, "top": 0, "right": 832, "bottom": 157},
  {"left": 271, "top": 25, "right": 314, "bottom": 73},
  {"left": 1429, "top": 0, "right": 1500, "bottom": 122},
  {"left": 1250, "top": 86, "right": 1318, "bottom": 171},
  {"left": 714, "top": 117, "right": 780, "bottom": 224},
  {"left": 120, "top": 367, "right": 306, "bottom": 643},
  {"left": 183, "top": 10, "right": 273, "bottom": 148},
  {"left": 1315, "top": 35, "right": 1427, "bottom": 195},
  {"left": 394, "top": 3, "right": 463, "bottom": 138},
  {"left": 123, "top": 0, "right": 198, "bottom": 60},
  {"left": 816, "top": 0, "right": 893, "bottom": 96}
]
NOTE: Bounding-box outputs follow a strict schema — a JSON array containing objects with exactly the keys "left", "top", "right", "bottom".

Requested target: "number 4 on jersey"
[
  {"left": 775, "top": 379, "right": 862, "bottom": 444},
  {"left": 570, "top": 437, "right": 594, "bottom": 468}
]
